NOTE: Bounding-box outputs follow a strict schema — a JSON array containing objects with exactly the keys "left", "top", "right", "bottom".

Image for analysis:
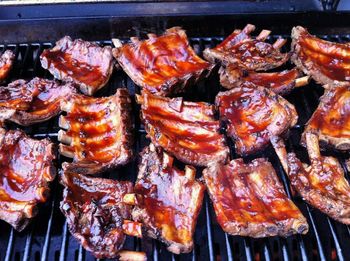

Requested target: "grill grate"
[{"left": 0, "top": 34, "right": 350, "bottom": 261}]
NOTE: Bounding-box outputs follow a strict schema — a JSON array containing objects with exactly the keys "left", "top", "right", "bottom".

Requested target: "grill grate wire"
[{"left": 0, "top": 34, "right": 349, "bottom": 261}]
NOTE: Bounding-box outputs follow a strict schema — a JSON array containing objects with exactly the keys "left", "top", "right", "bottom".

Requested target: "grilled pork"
[
  {"left": 113, "top": 27, "right": 214, "bottom": 96},
  {"left": 291, "top": 26, "right": 350, "bottom": 87},
  {"left": 123, "top": 144, "right": 205, "bottom": 254},
  {"left": 203, "top": 24, "right": 289, "bottom": 71},
  {"left": 203, "top": 158, "right": 308, "bottom": 237},
  {"left": 136, "top": 91, "right": 229, "bottom": 166},
  {"left": 0, "top": 50, "right": 15, "bottom": 83},
  {"left": 40, "top": 36, "right": 114, "bottom": 95},
  {"left": 0, "top": 128, "right": 56, "bottom": 231},
  {"left": 60, "top": 164, "right": 145, "bottom": 259},
  {"left": 302, "top": 84, "right": 350, "bottom": 151},
  {"left": 215, "top": 83, "right": 298, "bottom": 156},
  {"left": 0, "top": 78, "right": 76, "bottom": 126},
  {"left": 58, "top": 88, "right": 133, "bottom": 175},
  {"left": 287, "top": 132, "right": 350, "bottom": 224},
  {"left": 219, "top": 65, "right": 309, "bottom": 95}
]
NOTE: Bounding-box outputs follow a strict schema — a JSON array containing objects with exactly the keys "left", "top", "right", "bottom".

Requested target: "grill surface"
[{"left": 0, "top": 30, "right": 350, "bottom": 261}]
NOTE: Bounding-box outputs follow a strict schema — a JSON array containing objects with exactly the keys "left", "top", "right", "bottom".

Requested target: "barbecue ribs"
[
  {"left": 287, "top": 132, "right": 350, "bottom": 224},
  {"left": 203, "top": 24, "right": 289, "bottom": 71},
  {"left": 203, "top": 158, "right": 308, "bottom": 237},
  {"left": 219, "top": 65, "right": 309, "bottom": 95},
  {"left": 113, "top": 27, "right": 214, "bottom": 96},
  {"left": 0, "top": 50, "right": 15, "bottom": 83},
  {"left": 136, "top": 91, "right": 229, "bottom": 166},
  {"left": 58, "top": 88, "right": 133, "bottom": 175},
  {"left": 0, "top": 78, "right": 76, "bottom": 126},
  {"left": 302, "top": 84, "right": 350, "bottom": 151},
  {"left": 123, "top": 144, "right": 205, "bottom": 254},
  {"left": 40, "top": 36, "right": 114, "bottom": 95},
  {"left": 0, "top": 128, "right": 56, "bottom": 231},
  {"left": 215, "top": 83, "right": 298, "bottom": 156},
  {"left": 60, "top": 164, "right": 145, "bottom": 259},
  {"left": 291, "top": 26, "right": 350, "bottom": 87}
]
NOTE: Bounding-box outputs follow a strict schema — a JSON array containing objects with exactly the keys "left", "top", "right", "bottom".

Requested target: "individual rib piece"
[
  {"left": 203, "top": 24, "right": 289, "bottom": 71},
  {"left": 113, "top": 27, "right": 214, "bottom": 96},
  {"left": 40, "top": 36, "right": 114, "bottom": 95},
  {"left": 60, "top": 164, "right": 146, "bottom": 260},
  {"left": 58, "top": 88, "right": 133, "bottom": 175},
  {"left": 291, "top": 26, "right": 350, "bottom": 87},
  {"left": 287, "top": 132, "right": 350, "bottom": 224},
  {"left": 215, "top": 83, "right": 298, "bottom": 156},
  {"left": 302, "top": 84, "right": 350, "bottom": 151},
  {"left": 0, "top": 78, "right": 76, "bottom": 126},
  {"left": 0, "top": 50, "right": 15, "bottom": 83},
  {"left": 136, "top": 91, "right": 229, "bottom": 166},
  {"left": 219, "top": 65, "right": 310, "bottom": 95},
  {"left": 203, "top": 158, "right": 308, "bottom": 237},
  {"left": 0, "top": 128, "right": 56, "bottom": 231},
  {"left": 123, "top": 145, "right": 205, "bottom": 254}
]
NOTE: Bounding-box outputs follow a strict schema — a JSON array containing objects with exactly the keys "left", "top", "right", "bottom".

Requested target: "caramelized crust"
[
  {"left": 136, "top": 91, "right": 229, "bottom": 166},
  {"left": 203, "top": 24, "right": 289, "bottom": 71},
  {"left": 130, "top": 145, "right": 205, "bottom": 254},
  {"left": 0, "top": 50, "right": 15, "bottom": 83},
  {"left": 60, "top": 164, "right": 133, "bottom": 259},
  {"left": 291, "top": 26, "right": 350, "bottom": 87},
  {"left": 113, "top": 27, "right": 213, "bottom": 96},
  {"left": 287, "top": 133, "right": 350, "bottom": 224},
  {"left": 40, "top": 36, "right": 114, "bottom": 95},
  {"left": 203, "top": 158, "right": 308, "bottom": 237},
  {"left": 58, "top": 88, "right": 133, "bottom": 175},
  {"left": 0, "top": 128, "right": 56, "bottom": 231},
  {"left": 219, "top": 65, "right": 309, "bottom": 95},
  {"left": 215, "top": 83, "right": 298, "bottom": 156},
  {"left": 0, "top": 78, "right": 76, "bottom": 126},
  {"left": 302, "top": 85, "right": 350, "bottom": 150}
]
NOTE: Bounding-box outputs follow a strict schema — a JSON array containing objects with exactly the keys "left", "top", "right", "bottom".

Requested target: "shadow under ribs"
[
  {"left": 40, "top": 36, "right": 114, "bottom": 95},
  {"left": 123, "top": 144, "right": 205, "bottom": 254},
  {"left": 203, "top": 158, "right": 308, "bottom": 237},
  {"left": 287, "top": 132, "right": 350, "bottom": 225},
  {"left": 113, "top": 27, "right": 214, "bottom": 96},
  {"left": 0, "top": 50, "right": 15, "bottom": 83},
  {"left": 0, "top": 77, "right": 76, "bottom": 126},
  {"left": 0, "top": 128, "right": 56, "bottom": 231},
  {"left": 60, "top": 164, "right": 146, "bottom": 260},
  {"left": 302, "top": 84, "right": 350, "bottom": 151},
  {"left": 136, "top": 91, "right": 229, "bottom": 167},
  {"left": 203, "top": 24, "right": 289, "bottom": 71},
  {"left": 291, "top": 26, "right": 350, "bottom": 87},
  {"left": 58, "top": 88, "right": 133, "bottom": 175},
  {"left": 215, "top": 83, "right": 298, "bottom": 156}
]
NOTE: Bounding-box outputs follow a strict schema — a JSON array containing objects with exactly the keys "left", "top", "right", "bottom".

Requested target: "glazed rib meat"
[
  {"left": 113, "top": 27, "right": 214, "bottom": 96},
  {"left": 203, "top": 24, "right": 289, "bottom": 71},
  {"left": 58, "top": 88, "right": 133, "bottom": 175},
  {"left": 0, "top": 50, "right": 15, "bottom": 83},
  {"left": 0, "top": 78, "right": 76, "bottom": 126},
  {"left": 291, "top": 26, "right": 350, "bottom": 87},
  {"left": 0, "top": 128, "right": 56, "bottom": 231},
  {"left": 215, "top": 83, "right": 298, "bottom": 156},
  {"left": 287, "top": 132, "right": 350, "bottom": 224},
  {"left": 123, "top": 144, "right": 205, "bottom": 254},
  {"left": 136, "top": 91, "right": 229, "bottom": 166},
  {"left": 203, "top": 158, "right": 308, "bottom": 237},
  {"left": 302, "top": 84, "right": 350, "bottom": 151},
  {"left": 219, "top": 65, "right": 309, "bottom": 95},
  {"left": 60, "top": 164, "right": 140, "bottom": 259},
  {"left": 40, "top": 36, "right": 114, "bottom": 95}
]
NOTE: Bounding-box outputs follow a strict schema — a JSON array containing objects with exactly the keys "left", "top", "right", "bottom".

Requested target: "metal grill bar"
[{"left": 0, "top": 33, "right": 350, "bottom": 261}]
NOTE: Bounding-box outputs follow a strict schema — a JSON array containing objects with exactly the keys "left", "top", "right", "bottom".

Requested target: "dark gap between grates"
[{"left": 0, "top": 33, "right": 349, "bottom": 261}]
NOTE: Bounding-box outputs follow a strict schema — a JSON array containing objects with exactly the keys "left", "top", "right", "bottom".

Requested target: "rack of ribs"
[{"left": 0, "top": 50, "right": 15, "bottom": 83}]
